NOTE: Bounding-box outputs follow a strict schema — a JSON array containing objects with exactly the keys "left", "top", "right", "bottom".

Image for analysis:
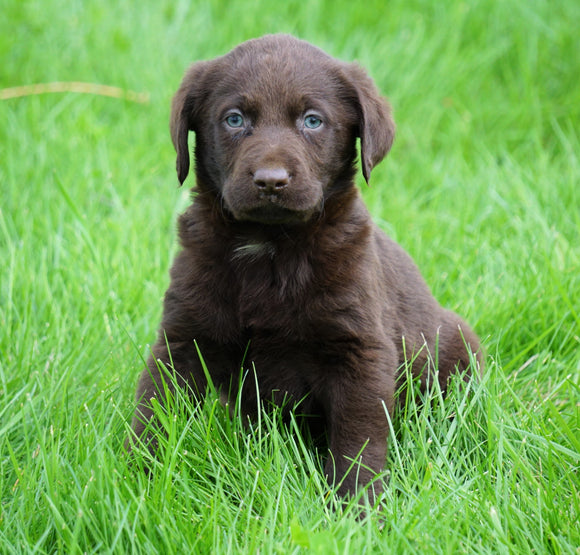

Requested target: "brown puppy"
[{"left": 129, "top": 34, "right": 482, "bottom": 503}]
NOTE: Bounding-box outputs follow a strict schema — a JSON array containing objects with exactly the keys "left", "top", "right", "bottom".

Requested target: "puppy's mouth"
[
  {"left": 235, "top": 204, "right": 315, "bottom": 225},
  {"left": 222, "top": 174, "right": 324, "bottom": 225}
]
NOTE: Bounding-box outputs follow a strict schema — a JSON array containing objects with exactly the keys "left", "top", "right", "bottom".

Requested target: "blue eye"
[
  {"left": 225, "top": 112, "right": 244, "bottom": 128},
  {"left": 304, "top": 114, "right": 323, "bottom": 129}
]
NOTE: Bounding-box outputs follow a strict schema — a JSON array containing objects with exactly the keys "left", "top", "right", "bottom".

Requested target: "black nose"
[{"left": 253, "top": 168, "right": 290, "bottom": 192}]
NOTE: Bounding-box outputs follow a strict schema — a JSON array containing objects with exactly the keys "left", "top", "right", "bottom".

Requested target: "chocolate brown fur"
[{"left": 129, "top": 34, "right": 482, "bottom": 503}]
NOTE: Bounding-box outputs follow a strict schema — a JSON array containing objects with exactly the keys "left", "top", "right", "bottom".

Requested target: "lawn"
[{"left": 1, "top": 0, "right": 579, "bottom": 552}]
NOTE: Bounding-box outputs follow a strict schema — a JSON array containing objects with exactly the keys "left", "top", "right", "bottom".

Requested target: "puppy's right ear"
[{"left": 170, "top": 61, "right": 212, "bottom": 185}]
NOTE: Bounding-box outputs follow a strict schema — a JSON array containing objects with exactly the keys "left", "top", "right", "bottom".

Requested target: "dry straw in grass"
[{"left": 0, "top": 81, "right": 149, "bottom": 103}]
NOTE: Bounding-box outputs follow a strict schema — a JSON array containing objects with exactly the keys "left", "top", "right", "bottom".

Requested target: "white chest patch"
[{"left": 232, "top": 241, "right": 276, "bottom": 261}]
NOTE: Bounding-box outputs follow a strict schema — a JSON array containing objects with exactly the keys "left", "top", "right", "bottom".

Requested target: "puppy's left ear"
[
  {"left": 170, "top": 60, "right": 213, "bottom": 185},
  {"left": 344, "top": 64, "right": 395, "bottom": 184}
]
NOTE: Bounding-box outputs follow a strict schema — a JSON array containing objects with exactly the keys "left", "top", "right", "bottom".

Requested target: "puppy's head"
[{"left": 171, "top": 34, "right": 395, "bottom": 225}]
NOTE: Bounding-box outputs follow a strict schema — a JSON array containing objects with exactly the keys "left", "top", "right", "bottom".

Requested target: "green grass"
[{"left": 1, "top": 0, "right": 579, "bottom": 552}]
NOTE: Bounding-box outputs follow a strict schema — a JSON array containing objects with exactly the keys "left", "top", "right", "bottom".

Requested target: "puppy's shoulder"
[{"left": 370, "top": 223, "right": 430, "bottom": 289}]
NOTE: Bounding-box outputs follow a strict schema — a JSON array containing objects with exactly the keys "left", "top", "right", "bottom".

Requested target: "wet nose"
[{"left": 253, "top": 168, "right": 290, "bottom": 193}]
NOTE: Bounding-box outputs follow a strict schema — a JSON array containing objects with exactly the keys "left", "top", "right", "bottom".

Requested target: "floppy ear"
[
  {"left": 344, "top": 64, "right": 395, "bottom": 184},
  {"left": 170, "top": 60, "right": 213, "bottom": 185}
]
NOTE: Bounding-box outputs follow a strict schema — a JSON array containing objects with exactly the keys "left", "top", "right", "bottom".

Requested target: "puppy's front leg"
[
  {"left": 324, "top": 368, "right": 395, "bottom": 504},
  {"left": 127, "top": 339, "right": 234, "bottom": 451}
]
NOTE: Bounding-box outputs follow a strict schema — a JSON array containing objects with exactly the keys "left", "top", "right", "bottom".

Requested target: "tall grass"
[{"left": 1, "top": 0, "right": 579, "bottom": 552}]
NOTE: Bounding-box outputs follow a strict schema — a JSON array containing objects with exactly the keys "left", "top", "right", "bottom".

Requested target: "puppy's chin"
[{"left": 231, "top": 204, "right": 317, "bottom": 225}]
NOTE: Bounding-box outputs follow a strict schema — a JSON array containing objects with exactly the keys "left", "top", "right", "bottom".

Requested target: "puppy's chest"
[
  {"left": 200, "top": 239, "right": 356, "bottom": 342},
  {"left": 234, "top": 250, "right": 313, "bottom": 331}
]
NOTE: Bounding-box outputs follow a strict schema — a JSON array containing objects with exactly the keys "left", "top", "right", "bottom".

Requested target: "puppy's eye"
[
  {"left": 304, "top": 114, "right": 323, "bottom": 129},
  {"left": 225, "top": 112, "right": 245, "bottom": 128}
]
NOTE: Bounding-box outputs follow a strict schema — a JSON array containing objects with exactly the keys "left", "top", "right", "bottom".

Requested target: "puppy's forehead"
[
  {"left": 213, "top": 35, "right": 346, "bottom": 107},
  {"left": 228, "top": 34, "right": 333, "bottom": 70}
]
